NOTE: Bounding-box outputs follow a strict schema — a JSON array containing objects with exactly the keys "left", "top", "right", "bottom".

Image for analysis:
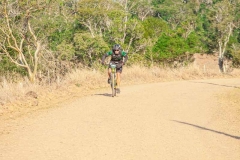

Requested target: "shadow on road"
[
  {"left": 94, "top": 93, "right": 112, "bottom": 97},
  {"left": 190, "top": 81, "right": 240, "bottom": 89},
  {"left": 171, "top": 120, "right": 240, "bottom": 140}
]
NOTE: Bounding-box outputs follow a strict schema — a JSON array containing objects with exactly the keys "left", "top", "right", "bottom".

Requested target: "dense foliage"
[{"left": 0, "top": 0, "right": 239, "bottom": 80}]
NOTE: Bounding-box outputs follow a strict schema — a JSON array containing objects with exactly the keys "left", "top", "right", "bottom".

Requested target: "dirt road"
[{"left": 0, "top": 79, "right": 239, "bottom": 160}]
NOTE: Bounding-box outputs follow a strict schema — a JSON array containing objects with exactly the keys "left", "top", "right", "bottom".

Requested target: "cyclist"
[{"left": 101, "top": 44, "right": 128, "bottom": 93}]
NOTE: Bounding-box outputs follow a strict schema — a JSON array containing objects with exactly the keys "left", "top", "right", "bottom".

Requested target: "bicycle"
[{"left": 108, "top": 63, "right": 117, "bottom": 97}]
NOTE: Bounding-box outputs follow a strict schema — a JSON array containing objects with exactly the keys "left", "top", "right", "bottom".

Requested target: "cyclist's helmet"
[{"left": 112, "top": 44, "right": 121, "bottom": 51}]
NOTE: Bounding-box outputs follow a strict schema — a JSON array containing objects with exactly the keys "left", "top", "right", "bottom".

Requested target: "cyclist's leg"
[
  {"left": 116, "top": 72, "right": 121, "bottom": 88},
  {"left": 108, "top": 68, "right": 111, "bottom": 78},
  {"left": 107, "top": 68, "right": 111, "bottom": 83},
  {"left": 116, "top": 67, "right": 122, "bottom": 89}
]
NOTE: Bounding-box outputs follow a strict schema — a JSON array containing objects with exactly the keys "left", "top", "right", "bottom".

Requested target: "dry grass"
[
  {"left": 0, "top": 77, "right": 39, "bottom": 105},
  {"left": 0, "top": 65, "right": 240, "bottom": 120},
  {"left": 122, "top": 65, "right": 239, "bottom": 84}
]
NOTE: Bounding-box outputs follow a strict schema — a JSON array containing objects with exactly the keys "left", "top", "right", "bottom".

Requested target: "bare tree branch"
[{"left": 0, "top": 1, "right": 43, "bottom": 82}]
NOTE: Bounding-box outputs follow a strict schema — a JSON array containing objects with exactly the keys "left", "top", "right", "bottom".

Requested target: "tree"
[
  {"left": 129, "top": 0, "right": 154, "bottom": 21},
  {"left": 74, "top": 32, "right": 109, "bottom": 66},
  {"left": 152, "top": 0, "right": 187, "bottom": 29},
  {"left": 76, "top": 0, "right": 123, "bottom": 38},
  {"left": 208, "top": 0, "right": 238, "bottom": 72},
  {"left": 142, "top": 17, "right": 169, "bottom": 65},
  {"left": 0, "top": 1, "right": 42, "bottom": 82},
  {"left": 152, "top": 32, "right": 189, "bottom": 62}
]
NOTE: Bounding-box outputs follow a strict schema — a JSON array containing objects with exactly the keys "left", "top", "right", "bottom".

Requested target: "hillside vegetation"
[{"left": 0, "top": 0, "right": 240, "bottom": 82}]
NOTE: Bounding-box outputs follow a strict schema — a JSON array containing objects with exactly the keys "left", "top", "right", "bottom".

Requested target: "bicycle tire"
[{"left": 111, "top": 73, "right": 115, "bottom": 97}]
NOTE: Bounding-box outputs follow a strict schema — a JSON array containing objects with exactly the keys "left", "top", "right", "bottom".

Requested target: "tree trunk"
[
  {"left": 218, "top": 23, "right": 233, "bottom": 73},
  {"left": 218, "top": 57, "right": 224, "bottom": 73}
]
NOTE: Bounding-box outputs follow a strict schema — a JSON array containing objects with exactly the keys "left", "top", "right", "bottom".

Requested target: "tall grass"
[
  {"left": 0, "top": 65, "right": 240, "bottom": 107},
  {"left": 0, "top": 77, "right": 37, "bottom": 105}
]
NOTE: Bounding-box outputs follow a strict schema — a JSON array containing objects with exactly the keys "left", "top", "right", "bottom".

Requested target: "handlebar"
[{"left": 103, "top": 61, "right": 124, "bottom": 66}]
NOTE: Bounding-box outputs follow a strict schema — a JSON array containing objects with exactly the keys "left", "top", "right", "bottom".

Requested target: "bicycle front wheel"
[{"left": 111, "top": 73, "right": 115, "bottom": 97}]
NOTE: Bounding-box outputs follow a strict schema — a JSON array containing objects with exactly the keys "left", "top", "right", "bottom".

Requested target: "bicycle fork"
[{"left": 109, "top": 64, "right": 117, "bottom": 97}]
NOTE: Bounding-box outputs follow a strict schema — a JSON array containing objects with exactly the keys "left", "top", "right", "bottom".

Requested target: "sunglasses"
[{"left": 114, "top": 50, "right": 120, "bottom": 51}]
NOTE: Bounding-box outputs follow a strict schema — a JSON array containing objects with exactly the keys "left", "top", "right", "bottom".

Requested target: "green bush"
[
  {"left": 152, "top": 33, "right": 189, "bottom": 61},
  {"left": 74, "top": 32, "right": 109, "bottom": 66}
]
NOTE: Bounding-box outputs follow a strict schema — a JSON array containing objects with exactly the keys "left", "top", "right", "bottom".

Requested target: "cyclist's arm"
[
  {"left": 122, "top": 51, "right": 128, "bottom": 64},
  {"left": 102, "top": 51, "right": 112, "bottom": 63},
  {"left": 123, "top": 54, "right": 128, "bottom": 64},
  {"left": 101, "top": 53, "right": 108, "bottom": 63}
]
